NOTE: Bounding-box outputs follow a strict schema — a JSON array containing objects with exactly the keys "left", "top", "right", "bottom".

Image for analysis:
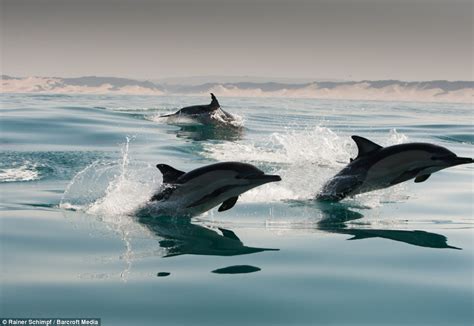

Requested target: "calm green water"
[{"left": 1, "top": 94, "right": 473, "bottom": 325}]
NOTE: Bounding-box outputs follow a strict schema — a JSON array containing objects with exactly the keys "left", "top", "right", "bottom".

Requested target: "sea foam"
[{"left": 0, "top": 164, "right": 40, "bottom": 182}]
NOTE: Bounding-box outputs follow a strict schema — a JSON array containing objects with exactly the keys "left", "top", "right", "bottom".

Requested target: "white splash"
[
  {"left": 204, "top": 125, "right": 350, "bottom": 165},
  {"left": 61, "top": 137, "right": 159, "bottom": 217},
  {"left": 147, "top": 113, "right": 201, "bottom": 125},
  {"left": 387, "top": 128, "right": 409, "bottom": 145},
  {"left": 210, "top": 109, "right": 245, "bottom": 128},
  {"left": 86, "top": 139, "right": 156, "bottom": 216},
  {"left": 60, "top": 137, "right": 161, "bottom": 281},
  {"left": 0, "top": 164, "right": 40, "bottom": 182}
]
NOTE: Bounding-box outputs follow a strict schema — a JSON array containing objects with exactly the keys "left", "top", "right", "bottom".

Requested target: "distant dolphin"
[
  {"left": 160, "top": 93, "right": 236, "bottom": 125},
  {"left": 317, "top": 135, "right": 473, "bottom": 201},
  {"left": 147, "top": 162, "right": 281, "bottom": 216}
]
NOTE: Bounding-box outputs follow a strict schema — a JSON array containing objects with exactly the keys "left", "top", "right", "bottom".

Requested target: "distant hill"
[
  {"left": 151, "top": 75, "right": 333, "bottom": 85},
  {"left": 1, "top": 75, "right": 164, "bottom": 95},
  {"left": 2, "top": 75, "right": 473, "bottom": 103}
]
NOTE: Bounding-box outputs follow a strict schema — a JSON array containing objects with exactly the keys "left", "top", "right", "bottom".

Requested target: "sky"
[{"left": 1, "top": 0, "right": 473, "bottom": 81}]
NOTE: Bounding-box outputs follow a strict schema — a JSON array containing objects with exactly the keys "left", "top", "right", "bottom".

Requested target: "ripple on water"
[{"left": 435, "top": 134, "right": 474, "bottom": 145}]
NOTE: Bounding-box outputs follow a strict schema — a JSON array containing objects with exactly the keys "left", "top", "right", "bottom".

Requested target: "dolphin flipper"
[
  {"left": 415, "top": 174, "right": 431, "bottom": 183},
  {"left": 390, "top": 170, "right": 417, "bottom": 185},
  {"left": 391, "top": 168, "right": 426, "bottom": 186},
  {"left": 156, "top": 164, "right": 186, "bottom": 183},
  {"left": 218, "top": 196, "right": 239, "bottom": 212}
]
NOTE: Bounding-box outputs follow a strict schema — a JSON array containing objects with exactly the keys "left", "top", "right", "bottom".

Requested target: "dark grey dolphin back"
[{"left": 178, "top": 161, "right": 263, "bottom": 183}]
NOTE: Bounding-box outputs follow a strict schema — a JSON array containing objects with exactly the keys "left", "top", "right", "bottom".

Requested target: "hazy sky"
[{"left": 1, "top": 0, "right": 472, "bottom": 81}]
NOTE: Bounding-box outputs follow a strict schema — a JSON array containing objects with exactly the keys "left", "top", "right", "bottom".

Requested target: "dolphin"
[
  {"left": 147, "top": 162, "right": 281, "bottom": 216},
  {"left": 317, "top": 135, "right": 473, "bottom": 201},
  {"left": 160, "top": 93, "right": 236, "bottom": 125}
]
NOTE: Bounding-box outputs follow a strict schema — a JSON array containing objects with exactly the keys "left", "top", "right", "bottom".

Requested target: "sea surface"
[{"left": 1, "top": 93, "right": 473, "bottom": 325}]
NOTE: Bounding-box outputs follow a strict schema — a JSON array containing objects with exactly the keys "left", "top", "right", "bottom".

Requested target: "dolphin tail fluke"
[{"left": 210, "top": 93, "right": 220, "bottom": 109}]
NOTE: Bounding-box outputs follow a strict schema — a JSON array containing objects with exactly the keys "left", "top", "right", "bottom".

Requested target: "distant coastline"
[{"left": 2, "top": 75, "right": 473, "bottom": 103}]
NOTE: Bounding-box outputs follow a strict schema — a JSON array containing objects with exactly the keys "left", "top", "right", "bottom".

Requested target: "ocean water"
[{"left": 1, "top": 93, "right": 473, "bottom": 325}]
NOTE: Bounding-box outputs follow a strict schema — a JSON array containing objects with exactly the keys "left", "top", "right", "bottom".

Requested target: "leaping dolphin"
[
  {"left": 317, "top": 135, "right": 473, "bottom": 201},
  {"left": 147, "top": 162, "right": 281, "bottom": 216},
  {"left": 160, "top": 93, "right": 236, "bottom": 125}
]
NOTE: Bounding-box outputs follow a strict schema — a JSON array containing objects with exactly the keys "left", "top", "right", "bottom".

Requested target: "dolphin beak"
[
  {"left": 449, "top": 156, "right": 474, "bottom": 166},
  {"left": 245, "top": 174, "right": 282, "bottom": 184}
]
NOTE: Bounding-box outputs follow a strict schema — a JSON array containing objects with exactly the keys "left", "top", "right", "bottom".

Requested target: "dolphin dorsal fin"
[
  {"left": 210, "top": 93, "right": 220, "bottom": 109},
  {"left": 352, "top": 136, "right": 383, "bottom": 159},
  {"left": 156, "top": 164, "right": 186, "bottom": 184}
]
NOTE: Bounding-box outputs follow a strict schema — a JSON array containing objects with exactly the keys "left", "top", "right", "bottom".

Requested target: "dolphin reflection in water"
[
  {"left": 137, "top": 215, "right": 279, "bottom": 257},
  {"left": 315, "top": 202, "right": 461, "bottom": 250}
]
